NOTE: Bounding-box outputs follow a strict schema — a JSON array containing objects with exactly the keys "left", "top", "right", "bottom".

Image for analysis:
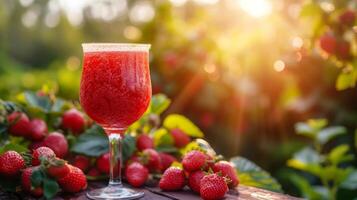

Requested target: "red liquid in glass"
[{"left": 80, "top": 51, "right": 151, "bottom": 134}]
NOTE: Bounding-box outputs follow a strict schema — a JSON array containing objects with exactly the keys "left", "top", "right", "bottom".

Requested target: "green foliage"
[
  {"left": 163, "top": 114, "right": 204, "bottom": 138},
  {"left": 288, "top": 119, "right": 356, "bottom": 200},
  {"left": 149, "top": 94, "right": 171, "bottom": 115},
  {"left": 71, "top": 125, "right": 108, "bottom": 157},
  {"left": 31, "top": 167, "right": 59, "bottom": 199},
  {"left": 230, "top": 156, "right": 283, "bottom": 193}
]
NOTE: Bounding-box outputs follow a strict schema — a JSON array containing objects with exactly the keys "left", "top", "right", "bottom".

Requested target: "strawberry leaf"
[
  {"left": 71, "top": 125, "right": 108, "bottom": 157},
  {"left": 31, "top": 169, "right": 44, "bottom": 187},
  {"left": 163, "top": 114, "right": 203, "bottom": 138},
  {"left": 122, "top": 134, "right": 136, "bottom": 162},
  {"left": 150, "top": 94, "right": 171, "bottom": 115},
  {"left": 230, "top": 156, "right": 283, "bottom": 193},
  {"left": 43, "top": 177, "right": 59, "bottom": 199}
]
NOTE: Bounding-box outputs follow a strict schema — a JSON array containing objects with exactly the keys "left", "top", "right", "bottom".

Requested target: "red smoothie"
[{"left": 80, "top": 51, "right": 151, "bottom": 134}]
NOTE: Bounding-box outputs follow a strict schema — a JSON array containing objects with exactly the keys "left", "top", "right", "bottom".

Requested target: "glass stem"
[{"left": 108, "top": 134, "right": 122, "bottom": 187}]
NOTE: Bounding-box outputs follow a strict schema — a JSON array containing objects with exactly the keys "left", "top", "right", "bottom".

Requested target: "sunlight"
[{"left": 237, "top": 0, "right": 272, "bottom": 18}]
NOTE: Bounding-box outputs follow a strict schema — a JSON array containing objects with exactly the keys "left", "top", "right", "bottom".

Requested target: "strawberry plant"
[
  {"left": 0, "top": 90, "right": 282, "bottom": 199},
  {"left": 287, "top": 119, "right": 357, "bottom": 200}
]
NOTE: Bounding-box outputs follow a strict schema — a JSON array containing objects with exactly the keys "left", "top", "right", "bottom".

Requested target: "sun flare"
[{"left": 237, "top": 0, "right": 272, "bottom": 18}]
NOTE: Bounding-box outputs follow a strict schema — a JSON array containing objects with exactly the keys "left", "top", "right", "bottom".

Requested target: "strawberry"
[
  {"left": 170, "top": 128, "right": 190, "bottom": 148},
  {"left": 61, "top": 108, "right": 85, "bottom": 135},
  {"left": 200, "top": 173, "right": 228, "bottom": 200},
  {"left": 159, "top": 167, "right": 185, "bottom": 191},
  {"left": 339, "top": 10, "right": 355, "bottom": 26},
  {"left": 87, "top": 168, "right": 101, "bottom": 177},
  {"left": 188, "top": 170, "right": 205, "bottom": 193},
  {"left": 32, "top": 146, "right": 55, "bottom": 166},
  {"left": 58, "top": 165, "right": 87, "bottom": 193},
  {"left": 45, "top": 158, "right": 70, "bottom": 179},
  {"left": 72, "top": 155, "right": 90, "bottom": 172},
  {"left": 29, "top": 119, "right": 47, "bottom": 141},
  {"left": 141, "top": 148, "right": 161, "bottom": 172},
  {"left": 182, "top": 150, "right": 207, "bottom": 172},
  {"left": 125, "top": 162, "right": 149, "bottom": 187},
  {"left": 22, "top": 166, "right": 43, "bottom": 197},
  {"left": 43, "top": 132, "right": 68, "bottom": 158},
  {"left": 96, "top": 153, "right": 110, "bottom": 174},
  {"left": 29, "top": 141, "right": 44, "bottom": 151},
  {"left": 0, "top": 151, "right": 25, "bottom": 176},
  {"left": 213, "top": 161, "right": 239, "bottom": 188},
  {"left": 319, "top": 33, "right": 336, "bottom": 55},
  {"left": 136, "top": 134, "right": 154, "bottom": 151},
  {"left": 7, "top": 112, "right": 31, "bottom": 137},
  {"left": 159, "top": 152, "right": 177, "bottom": 172}
]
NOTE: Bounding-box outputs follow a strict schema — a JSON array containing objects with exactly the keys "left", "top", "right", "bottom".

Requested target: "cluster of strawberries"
[
  {"left": 319, "top": 10, "right": 355, "bottom": 60},
  {"left": 0, "top": 147, "right": 87, "bottom": 197},
  {"left": 158, "top": 150, "right": 239, "bottom": 200}
]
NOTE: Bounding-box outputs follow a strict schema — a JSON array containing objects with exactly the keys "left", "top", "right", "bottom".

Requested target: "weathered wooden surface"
[{"left": 1, "top": 181, "right": 301, "bottom": 200}]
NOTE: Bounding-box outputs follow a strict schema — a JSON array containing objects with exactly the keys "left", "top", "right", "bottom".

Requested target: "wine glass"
[{"left": 80, "top": 43, "right": 151, "bottom": 199}]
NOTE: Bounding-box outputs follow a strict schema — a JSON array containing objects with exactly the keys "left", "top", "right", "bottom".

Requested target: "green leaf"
[
  {"left": 317, "top": 126, "right": 346, "bottom": 145},
  {"left": 153, "top": 128, "right": 173, "bottom": 147},
  {"left": 336, "top": 71, "right": 357, "bottom": 90},
  {"left": 328, "top": 145, "right": 354, "bottom": 165},
  {"left": 163, "top": 114, "right": 203, "bottom": 138},
  {"left": 51, "top": 98, "right": 66, "bottom": 112},
  {"left": 71, "top": 125, "right": 108, "bottom": 157},
  {"left": 0, "top": 142, "right": 28, "bottom": 154},
  {"left": 24, "top": 91, "right": 52, "bottom": 112},
  {"left": 122, "top": 134, "right": 136, "bottom": 162},
  {"left": 43, "top": 177, "right": 59, "bottom": 199},
  {"left": 150, "top": 94, "right": 171, "bottom": 115},
  {"left": 341, "top": 170, "right": 357, "bottom": 190},
  {"left": 31, "top": 169, "right": 44, "bottom": 187},
  {"left": 230, "top": 156, "right": 283, "bottom": 193},
  {"left": 307, "top": 119, "right": 327, "bottom": 130},
  {"left": 295, "top": 122, "right": 315, "bottom": 138},
  {"left": 355, "top": 129, "right": 357, "bottom": 149},
  {"left": 287, "top": 147, "right": 322, "bottom": 176},
  {"left": 288, "top": 173, "right": 324, "bottom": 200},
  {"left": 155, "top": 146, "right": 178, "bottom": 153}
]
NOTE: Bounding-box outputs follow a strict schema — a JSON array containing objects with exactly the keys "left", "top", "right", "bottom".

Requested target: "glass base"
[{"left": 87, "top": 185, "right": 144, "bottom": 200}]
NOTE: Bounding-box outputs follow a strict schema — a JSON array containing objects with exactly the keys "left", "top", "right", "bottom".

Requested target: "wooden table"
[{"left": 1, "top": 181, "right": 301, "bottom": 200}]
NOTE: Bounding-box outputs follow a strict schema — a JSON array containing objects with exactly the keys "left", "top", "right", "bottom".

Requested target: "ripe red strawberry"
[
  {"left": 45, "top": 158, "right": 70, "bottom": 179},
  {"left": 136, "top": 134, "right": 154, "bottom": 151},
  {"left": 58, "top": 165, "right": 87, "bottom": 193},
  {"left": 72, "top": 155, "right": 90, "bottom": 172},
  {"left": 22, "top": 167, "right": 43, "bottom": 197},
  {"left": 159, "top": 167, "right": 185, "bottom": 191},
  {"left": 43, "top": 132, "right": 68, "bottom": 158},
  {"left": 319, "top": 33, "right": 336, "bottom": 54},
  {"left": 182, "top": 150, "right": 207, "bottom": 172},
  {"left": 32, "top": 146, "right": 55, "bottom": 166},
  {"left": 213, "top": 161, "right": 239, "bottom": 188},
  {"left": 336, "top": 40, "right": 351, "bottom": 60},
  {"left": 200, "top": 173, "right": 228, "bottom": 200},
  {"left": 188, "top": 170, "right": 205, "bottom": 193},
  {"left": 0, "top": 151, "right": 25, "bottom": 176},
  {"left": 61, "top": 108, "right": 85, "bottom": 135},
  {"left": 125, "top": 162, "right": 149, "bottom": 187},
  {"left": 339, "top": 10, "right": 355, "bottom": 26},
  {"left": 159, "top": 152, "right": 177, "bottom": 172},
  {"left": 29, "top": 141, "right": 44, "bottom": 150},
  {"left": 141, "top": 148, "right": 161, "bottom": 172},
  {"left": 7, "top": 112, "right": 31, "bottom": 137},
  {"left": 29, "top": 119, "right": 47, "bottom": 141},
  {"left": 96, "top": 153, "right": 110, "bottom": 174},
  {"left": 170, "top": 128, "right": 190, "bottom": 148},
  {"left": 87, "top": 168, "right": 101, "bottom": 177}
]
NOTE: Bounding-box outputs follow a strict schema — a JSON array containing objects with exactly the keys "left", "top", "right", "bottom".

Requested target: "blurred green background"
[{"left": 0, "top": 0, "right": 356, "bottom": 197}]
